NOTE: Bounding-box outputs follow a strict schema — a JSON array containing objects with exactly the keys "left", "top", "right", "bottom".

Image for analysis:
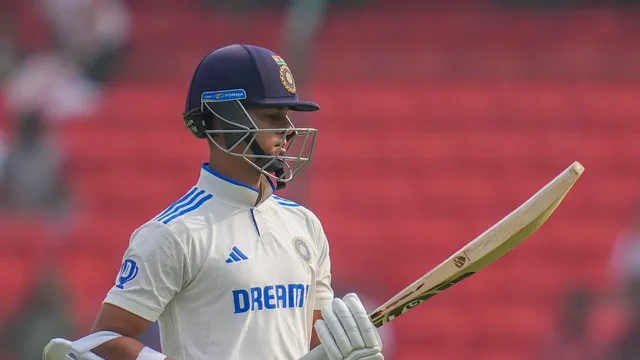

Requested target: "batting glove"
[{"left": 315, "top": 293, "right": 384, "bottom": 360}]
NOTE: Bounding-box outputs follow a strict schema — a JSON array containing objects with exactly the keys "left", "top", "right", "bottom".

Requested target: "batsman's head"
[{"left": 183, "top": 44, "right": 319, "bottom": 189}]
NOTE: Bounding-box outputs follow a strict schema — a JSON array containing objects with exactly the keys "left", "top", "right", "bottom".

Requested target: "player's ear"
[
  {"left": 206, "top": 120, "right": 227, "bottom": 149},
  {"left": 201, "top": 110, "right": 222, "bottom": 138}
]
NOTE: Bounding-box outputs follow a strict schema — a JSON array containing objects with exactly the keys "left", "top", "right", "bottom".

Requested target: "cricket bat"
[{"left": 300, "top": 161, "right": 585, "bottom": 360}]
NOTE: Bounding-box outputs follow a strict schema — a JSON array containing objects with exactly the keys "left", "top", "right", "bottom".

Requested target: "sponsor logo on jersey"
[
  {"left": 232, "top": 283, "right": 310, "bottom": 313},
  {"left": 117, "top": 259, "right": 139, "bottom": 289}
]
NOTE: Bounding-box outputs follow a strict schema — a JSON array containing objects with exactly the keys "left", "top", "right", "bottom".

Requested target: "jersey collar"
[{"left": 196, "top": 163, "right": 275, "bottom": 208}]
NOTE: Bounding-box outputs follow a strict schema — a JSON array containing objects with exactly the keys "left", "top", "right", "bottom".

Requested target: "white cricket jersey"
[{"left": 103, "top": 164, "right": 334, "bottom": 360}]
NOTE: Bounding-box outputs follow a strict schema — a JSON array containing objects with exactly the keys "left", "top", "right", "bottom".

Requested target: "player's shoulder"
[
  {"left": 269, "top": 194, "right": 309, "bottom": 211},
  {"left": 151, "top": 185, "right": 215, "bottom": 222},
  {"left": 142, "top": 185, "right": 219, "bottom": 239},
  {"left": 127, "top": 220, "right": 183, "bottom": 253},
  {"left": 127, "top": 187, "right": 212, "bottom": 250},
  {"left": 268, "top": 194, "right": 322, "bottom": 225}
]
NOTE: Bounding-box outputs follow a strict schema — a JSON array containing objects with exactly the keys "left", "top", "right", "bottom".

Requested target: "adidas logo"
[{"left": 225, "top": 246, "right": 249, "bottom": 263}]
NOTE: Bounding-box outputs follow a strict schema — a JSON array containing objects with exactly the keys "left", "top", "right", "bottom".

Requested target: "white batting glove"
[{"left": 315, "top": 293, "right": 384, "bottom": 360}]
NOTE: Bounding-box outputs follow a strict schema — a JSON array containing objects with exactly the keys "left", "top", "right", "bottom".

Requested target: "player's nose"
[{"left": 284, "top": 129, "right": 296, "bottom": 142}]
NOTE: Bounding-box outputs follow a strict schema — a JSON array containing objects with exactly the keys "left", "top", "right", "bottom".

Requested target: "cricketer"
[{"left": 42, "top": 44, "right": 384, "bottom": 360}]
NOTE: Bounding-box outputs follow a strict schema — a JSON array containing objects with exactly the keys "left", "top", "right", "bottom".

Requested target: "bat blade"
[
  {"left": 300, "top": 161, "right": 585, "bottom": 360},
  {"left": 370, "top": 161, "right": 584, "bottom": 326}
]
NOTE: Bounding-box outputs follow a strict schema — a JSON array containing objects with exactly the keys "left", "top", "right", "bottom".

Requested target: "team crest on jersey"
[
  {"left": 279, "top": 65, "right": 296, "bottom": 95},
  {"left": 293, "top": 236, "right": 311, "bottom": 264}
]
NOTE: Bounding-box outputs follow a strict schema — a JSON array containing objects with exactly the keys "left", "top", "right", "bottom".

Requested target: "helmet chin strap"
[{"left": 248, "top": 141, "right": 287, "bottom": 190}]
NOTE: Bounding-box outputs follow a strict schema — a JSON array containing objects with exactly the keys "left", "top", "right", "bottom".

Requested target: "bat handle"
[{"left": 299, "top": 345, "right": 328, "bottom": 360}]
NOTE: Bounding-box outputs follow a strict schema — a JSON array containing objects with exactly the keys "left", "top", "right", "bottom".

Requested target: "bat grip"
[{"left": 299, "top": 345, "right": 328, "bottom": 360}]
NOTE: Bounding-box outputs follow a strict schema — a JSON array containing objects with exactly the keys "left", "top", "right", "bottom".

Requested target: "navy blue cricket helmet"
[{"left": 183, "top": 44, "right": 320, "bottom": 189}]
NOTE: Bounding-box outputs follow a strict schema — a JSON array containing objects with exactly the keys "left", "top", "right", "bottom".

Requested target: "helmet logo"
[
  {"left": 201, "top": 89, "right": 247, "bottom": 102},
  {"left": 271, "top": 55, "right": 287, "bottom": 66},
  {"left": 271, "top": 54, "right": 297, "bottom": 95},
  {"left": 186, "top": 119, "right": 199, "bottom": 135},
  {"left": 280, "top": 65, "right": 296, "bottom": 95}
]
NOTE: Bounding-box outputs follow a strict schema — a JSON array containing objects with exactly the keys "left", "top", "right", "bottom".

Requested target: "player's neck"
[{"left": 207, "top": 154, "right": 261, "bottom": 190}]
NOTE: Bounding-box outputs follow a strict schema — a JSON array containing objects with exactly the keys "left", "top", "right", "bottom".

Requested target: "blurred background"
[{"left": 0, "top": 0, "right": 639, "bottom": 359}]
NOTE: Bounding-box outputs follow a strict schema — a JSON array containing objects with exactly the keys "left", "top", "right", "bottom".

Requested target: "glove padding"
[{"left": 315, "top": 293, "right": 384, "bottom": 360}]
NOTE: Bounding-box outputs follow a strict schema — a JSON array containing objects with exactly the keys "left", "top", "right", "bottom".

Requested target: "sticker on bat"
[{"left": 372, "top": 271, "right": 476, "bottom": 327}]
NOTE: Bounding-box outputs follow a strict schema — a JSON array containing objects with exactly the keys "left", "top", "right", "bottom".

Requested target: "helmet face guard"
[{"left": 201, "top": 95, "right": 317, "bottom": 189}]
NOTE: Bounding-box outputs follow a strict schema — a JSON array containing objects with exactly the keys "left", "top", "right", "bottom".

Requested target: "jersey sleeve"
[
  {"left": 313, "top": 218, "right": 334, "bottom": 310},
  {"left": 103, "top": 222, "right": 191, "bottom": 322}
]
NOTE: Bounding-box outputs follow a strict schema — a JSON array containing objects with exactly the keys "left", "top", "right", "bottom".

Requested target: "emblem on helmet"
[
  {"left": 185, "top": 119, "right": 199, "bottom": 135},
  {"left": 280, "top": 65, "right": 296, "bottom": 95},
  {"left": 272, "top": 55, "right": 287, "bottom": 66}
]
